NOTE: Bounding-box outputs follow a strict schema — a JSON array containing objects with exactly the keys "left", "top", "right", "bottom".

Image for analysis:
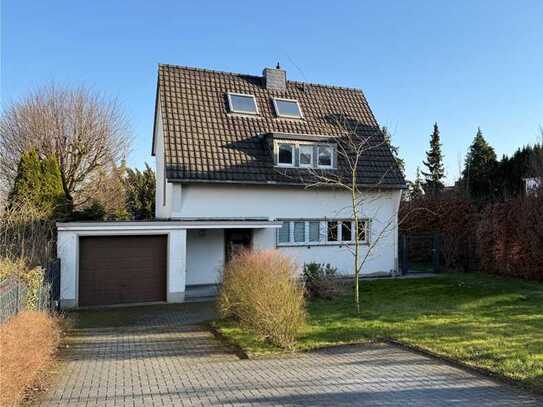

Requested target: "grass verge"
[{"left": 214, "top": 272, "right": 543, "bottom": 393}]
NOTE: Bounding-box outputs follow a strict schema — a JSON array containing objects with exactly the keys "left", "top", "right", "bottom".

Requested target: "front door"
[{"left": 225, "top": 229, "right": 252, "bottom": 263}]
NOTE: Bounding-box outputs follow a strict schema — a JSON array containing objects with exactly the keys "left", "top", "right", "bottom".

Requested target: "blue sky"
[{"left": 2, "top": 1, "right": 542, "bottom": 184}]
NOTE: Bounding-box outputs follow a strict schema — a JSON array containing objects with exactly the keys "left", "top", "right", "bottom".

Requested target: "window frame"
[
  {"left": 273, "top": 141, "right": 336, "bottom": 170},
  {"left": 293, "top": 221, "right": 306, "bottom": 243},
  {"left": 275, "top": 219, "right": 370, "bottom": 247},
  {"left": 227, "top": 92, "right": 259, "bottom": 115},
  {"left": 272, "top": 97, "right": 303, "bottom": 119},
  {"left": 340, "top": 220, "right": 352, "bottom": 242},
  {"left": 277, "top": 221, "right": 291, "bottom": 244},
  {"left": 317, "top": 144, "right": 334, "bottom": 169},
  {"left": 298, "top": 144, "right": 314, "bottom": 168},
  {"left": 276, "top": 142, "right": 296, "bottom": 167}
]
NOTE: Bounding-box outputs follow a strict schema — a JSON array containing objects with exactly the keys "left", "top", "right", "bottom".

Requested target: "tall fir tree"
[
  {"left": 7, "top": 149, "right": 70, "bottom": 218},
  {"left": 462, "top": 128, "right": 497, "bottom": 201},
  {"left": 422, "top": 123, "right": 445, "bottom": 197}
]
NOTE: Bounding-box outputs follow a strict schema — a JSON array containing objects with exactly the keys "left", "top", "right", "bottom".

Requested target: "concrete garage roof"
[{"left": 57, "top": 219, "right": 282, "bottom": 232}]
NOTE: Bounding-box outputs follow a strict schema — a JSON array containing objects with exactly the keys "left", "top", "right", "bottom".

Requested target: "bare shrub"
[
  {"left": 218, "top": 250, "right": 306, "bottom": 348},
  {"left": 303, "top": 262, "right": 339, "bottom": 300},
  {"left": 0, "top": 311, "right": 61, "bottom": 407},
  {"left": 0, "top": 257, "right": 45, "bottom": 310},
  {"left": 0, "top": 203, "right": 55, "bottom": 267}
]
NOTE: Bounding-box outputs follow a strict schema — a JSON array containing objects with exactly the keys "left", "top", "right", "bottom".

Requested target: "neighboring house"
[
  {"left": 524, "top": 177, "right": 542, "bottom": 196},
  {"left": 56, "top": 64, "right": 405, "bottom": 309}
]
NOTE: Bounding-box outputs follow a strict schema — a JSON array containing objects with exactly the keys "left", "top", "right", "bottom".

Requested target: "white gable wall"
[{"left": 154, "top": 103, "right": 174, "bottom": 219}]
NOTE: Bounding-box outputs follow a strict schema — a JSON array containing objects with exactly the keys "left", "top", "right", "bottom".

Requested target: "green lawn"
[{"left": 214, "top": 272, "right": 543, "bottom": 392}]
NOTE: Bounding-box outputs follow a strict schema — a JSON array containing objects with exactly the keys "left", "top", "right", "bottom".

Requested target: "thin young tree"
[
  {"left": 282, "top": 117, "right": 404, "bottom": 313},
  {"left": 0, "top": 84, "right": 131, "bottom": 207},
  {"left": 422, "top": 123, "right": 445, "bottom": 197}
]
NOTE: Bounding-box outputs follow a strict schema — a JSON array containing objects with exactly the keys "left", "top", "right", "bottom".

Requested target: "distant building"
[{"left": 524, "top": 177, "right": 542, "bottom": 196}]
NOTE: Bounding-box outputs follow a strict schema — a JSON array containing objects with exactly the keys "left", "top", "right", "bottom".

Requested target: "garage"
[{"left": 78, "top": 235, "right": 167, "bottom": 307}]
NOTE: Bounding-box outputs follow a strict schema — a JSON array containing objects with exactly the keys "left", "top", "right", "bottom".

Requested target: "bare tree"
[
  {"left": 280, "top": 116, "right": 404, "bottom": 313},
  {"left": 0, "top": 84, "right": 131, "bottom": 207}
]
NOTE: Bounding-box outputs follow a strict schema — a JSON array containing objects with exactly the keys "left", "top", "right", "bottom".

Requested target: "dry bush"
[
  {"left": 218, "top": 250, "right": 306, "bottom": 348},
  {"left": 0, "top": 311, "right": 61, "bottom": 407},
  {"left": 0, "top": 203, "right": 55, "bottom": 267},
  {"left": 303, "top": 262, "right": 339, "bottom": 300},
  {"left": 0, "top": 257, "right": 45, "bottom": 310}
]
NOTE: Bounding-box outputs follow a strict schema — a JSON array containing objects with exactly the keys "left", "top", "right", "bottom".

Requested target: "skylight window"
[
  {"left": 273, "top": 98, "right": 303, "bottom": 118},
  {"left": 227, "top": 93, "right": 258, "bottom": 115}
]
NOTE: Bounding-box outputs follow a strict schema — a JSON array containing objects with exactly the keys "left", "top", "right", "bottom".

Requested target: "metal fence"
[{"left": 0, "top": 258, "right": 60, "bottom": 324}]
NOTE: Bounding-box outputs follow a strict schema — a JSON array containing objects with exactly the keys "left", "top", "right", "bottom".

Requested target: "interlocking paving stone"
[{"left": 37, "top": 303, "right": 542, "bottom": 406}]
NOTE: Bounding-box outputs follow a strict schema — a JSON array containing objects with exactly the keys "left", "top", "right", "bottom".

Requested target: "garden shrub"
[
  {"left": 0, "top": 257, "right": 45, "bottom": 310},
  {"left": 303, "top": 262, "right": 339, "bottom": 300},
  {"left": 400, "top": 196, "right": 479, "bottom": 272},
  {"left": 0, "top": 311, "right": 61, "bottom": 407},
  {"left": 217, "top": 250, "right": 306, "bottom": 348},
  {"left": 478, "top": 195, "right": 543, "bottom": 280}
]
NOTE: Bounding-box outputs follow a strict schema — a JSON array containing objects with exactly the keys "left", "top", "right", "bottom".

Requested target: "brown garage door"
[{"left": 79, "top": 235, "right": 167, "bottom": 307}]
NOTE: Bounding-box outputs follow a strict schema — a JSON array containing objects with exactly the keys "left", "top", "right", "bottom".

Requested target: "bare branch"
[{"left": 0, "top": 84, "right": 132, "bottom": 207}]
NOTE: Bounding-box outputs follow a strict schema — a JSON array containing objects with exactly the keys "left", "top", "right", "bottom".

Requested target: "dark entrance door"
[{"left": 225, "top": 229, "right": 252, "bottom": 263}]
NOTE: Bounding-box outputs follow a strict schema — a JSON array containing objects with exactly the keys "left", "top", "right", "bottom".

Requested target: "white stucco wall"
[
  {"left": 154, "top": 104, "right": 175, "bottom": 219},
  {"left": 173, "top": 183, "right": 402, "bottom": 276},
  {"left": 186, "top": 229, "right": 225, "bottom": 286}
]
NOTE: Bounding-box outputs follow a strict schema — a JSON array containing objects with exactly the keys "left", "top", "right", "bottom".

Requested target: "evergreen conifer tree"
[
  {"left": 422, "top": 123, "right": 445, "bottom": 197},
  {"left": 462, "top": 128, "right": 497, "bottom": 201},
  {"left": 409, "top": 166, "right": 425, "bottom": 200},
  {"left": 8, "top": 149, "right": 70, "bottom": 218}
]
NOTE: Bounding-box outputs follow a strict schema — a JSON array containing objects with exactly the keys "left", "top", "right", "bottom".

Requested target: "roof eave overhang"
[
  {"left": 151, "top": 69, "right": 161, "bottom": 157},
  {"left": 57, "top": 219, "right": 282, "bottom": 232},
  {"left": 167, "top": 178, "right": 406, "bottom": 189}
]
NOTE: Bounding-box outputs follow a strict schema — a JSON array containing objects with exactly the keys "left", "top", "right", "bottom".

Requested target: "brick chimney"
[{"left": 262, "top": 63, "right": 286, "bottom": 90}]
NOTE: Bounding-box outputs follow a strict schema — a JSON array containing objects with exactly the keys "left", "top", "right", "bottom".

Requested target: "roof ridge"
[{"left": 158, "top": 63, "right": 367, "bottom": 93}]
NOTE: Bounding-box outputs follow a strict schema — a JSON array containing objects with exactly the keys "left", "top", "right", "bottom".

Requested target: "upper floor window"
[
  {"left": 299, "top": 144, "right": 313, "bottom": 167},
  {"left": 317, "top": 145, "right": 333, "bottom": 168},
  {"left": 227, "top": 93, "right": 258, "bottom": 115},
  {"left": 273, "top": 98, "right": 303, "bottom": 118},
  {"left": 277, "top": 143, "right": 295, "bottom": 166},
  {"left": 274, "top": 141, "right": 335, "bottom": 169}
]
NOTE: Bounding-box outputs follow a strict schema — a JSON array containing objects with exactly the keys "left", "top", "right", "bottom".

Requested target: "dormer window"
[
  {"left": 273, "top": 98, "right": 303, "bottom": 118},
  {"left": 298, "top": 144, "right": 313, "bottom": 167},
  {"left": 274, "top": 140, "right": 336, "bottom": 169},
  {"left": 277, "top": 143, "right": 295, "bottom": 166},
  {"left": 227, "top": 93, "right": 258, "bottom": 115},
  {"left": 317, "top": 145, "right": 333, "bottom": 168}
]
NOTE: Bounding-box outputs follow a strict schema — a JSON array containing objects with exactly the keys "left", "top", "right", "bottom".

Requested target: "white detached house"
[{"left": 57, "top": 64, "right": 405, "bottom": 309}]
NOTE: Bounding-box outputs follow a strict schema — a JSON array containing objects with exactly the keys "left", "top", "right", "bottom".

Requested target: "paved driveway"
[{"left": 38, "top": 303, "right": 541, "bottom": 407}]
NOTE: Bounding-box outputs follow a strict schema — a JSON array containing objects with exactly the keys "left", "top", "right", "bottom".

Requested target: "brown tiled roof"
[{"left": 154, "top": 64, "right": 406, "bottom": 188}]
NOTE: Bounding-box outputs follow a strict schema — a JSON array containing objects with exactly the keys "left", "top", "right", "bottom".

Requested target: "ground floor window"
[{"left": 276, "top": 218, "right": 370, "bottom": 246}]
